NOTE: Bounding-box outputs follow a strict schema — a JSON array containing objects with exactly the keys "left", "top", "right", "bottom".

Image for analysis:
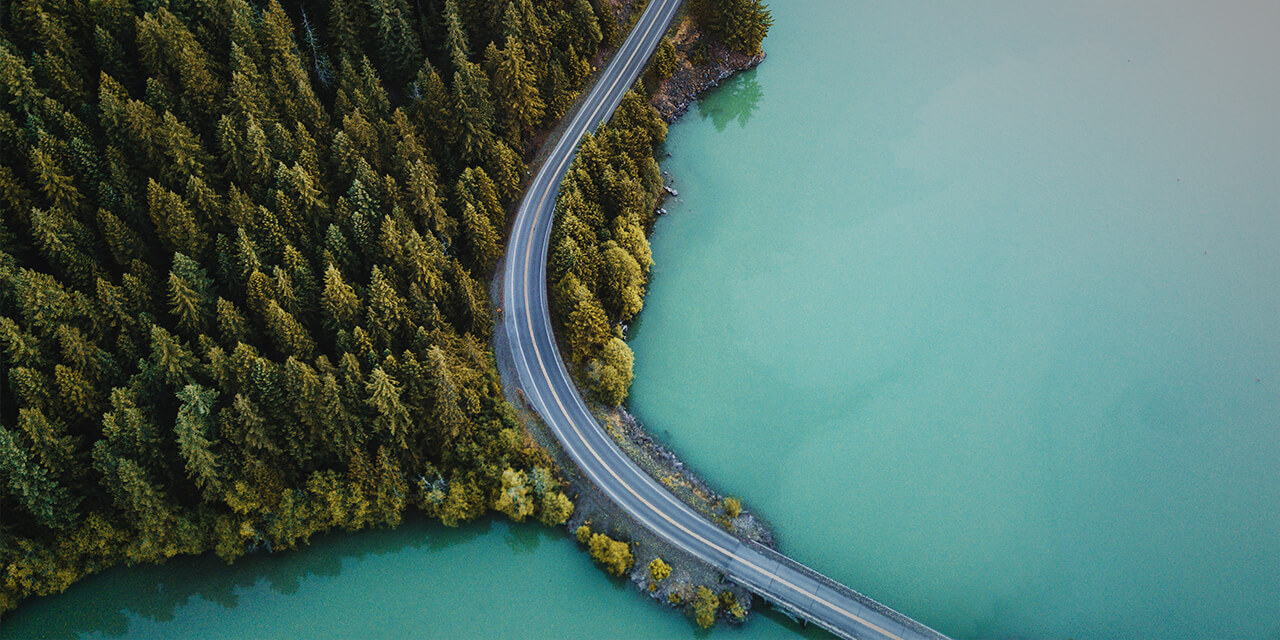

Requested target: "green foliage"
[
  {"left": 493, "top": 467, "right": 535, "bottom": 521},
  {"left": 723, "top": 496, "right": 742, "bottom": 518},
  {"left": 575, "top": 524, "right": 592, "bottom": 544},
  {"left": 550, "top": 91, "right": 665, "bottom": 405},
  {"left": 587, "top": 532, "right": 634, "bottom": 576},
  {"left": 694, "top": 586, "right": 721, "bottom": 629},
  {"left": 538, "top": 491, "right": 574, "bottom": 526},
  {"left": 0, "top": 0, "right": 615, "bottom": 615},
  {"left": 588, "top": 337, "right": 635, "bottom": 406},
  {"left": 648, "top": 556, "right": 672, "bottom": 582},
  {"left": 653, "top": 37, "right": 677, "bottom": 79},
  {"left": 690, "top": 0, "right": 774, "bottom": 55}
]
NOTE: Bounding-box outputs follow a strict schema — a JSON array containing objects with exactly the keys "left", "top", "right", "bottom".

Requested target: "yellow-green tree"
[
  {"left": 648, "top": 557, "right": 671, "bottom": 583},
  {"left": 494, "top": 467, "right": 535, "bottom": 521},
  {"left": 694, "top": 586, "right": 721, "bottom": 629},
  {"left": 589, "top": 338, "right": 635, "bottom": 406},
  {"left": 588, "top": 532, "right": 634, "bottom": 576},
  {"left": 538, "top": 491, "right": 574, "bottom": 526}
]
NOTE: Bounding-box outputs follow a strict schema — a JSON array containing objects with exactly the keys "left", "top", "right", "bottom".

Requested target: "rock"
[
  {"left": 655, "top": 207, "right": 668, "bottom": 216},
  {"left": 663, "top": 186, "right": 679, "bottom": 197}
]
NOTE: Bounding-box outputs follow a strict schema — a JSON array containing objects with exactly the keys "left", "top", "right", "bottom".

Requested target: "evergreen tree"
[
  {"left": 175, "top": 384, "right": 221, "bottom": 496},
  {"left": 368, "top": 0, "right": 421, "bottom": 84},
  {"left": 691, "top": 0, "right": 773, "bottom": 55},
  {"left": 322, "top": 265, "right": 361, "bottom": 331},
  {"left": 147, "top": 180, "right": 210, "bottom": 260},
  {"left": 0, "top": 0, "right": 624, "bottom": 613},
  {"left": 366, "top": 366, "right": 411, "bottom": 449},
  {"left": 460, "top": 203, "right": 500, "bottom": 271},
  {"left": 489, "top": 38, "right": 545, "bottom": 145},
  {"left": 0, "top": 425, "right": 80, "bottom": 530},
  {"left": 168, "top": 253, "right": 214, "bottom": 335}
]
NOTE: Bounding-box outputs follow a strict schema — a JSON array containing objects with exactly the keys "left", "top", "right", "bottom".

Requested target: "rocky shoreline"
[{"left": 649, "top": 15, "right": 766, "bottom": 123}]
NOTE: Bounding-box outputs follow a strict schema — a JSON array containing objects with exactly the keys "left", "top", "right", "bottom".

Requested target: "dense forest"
[
  {"left": 0, "top": 0, "right": 771, "bottom": 617},
  {"left": 0, "top": 0, "right": 621, "bottom": 614},
  {"left": 548, "top": 96, "right": 665, "bottom": 406}
]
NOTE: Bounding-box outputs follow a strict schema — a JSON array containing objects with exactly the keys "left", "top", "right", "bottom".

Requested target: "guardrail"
[{"left": 743, "top": 540, "right": 951, "bottom": 640}]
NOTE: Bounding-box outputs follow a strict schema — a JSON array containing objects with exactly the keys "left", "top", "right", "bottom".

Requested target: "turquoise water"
[
  {"left": 1, "top": 516, "right": 826, "bottom": 639},
  {"left": 629, "top": 1, "right": 1280, "bottom": 638},
  {"left": 8, "top": 3, "right": 1278, "bottom": 639}
]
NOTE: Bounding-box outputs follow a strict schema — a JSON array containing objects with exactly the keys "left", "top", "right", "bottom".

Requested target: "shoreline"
[
  {"left": 491, "top": 14, "right": 773, "bottom": 628},
  {"left": 650, "top": 16, "right": 767, "bottom": 123}
]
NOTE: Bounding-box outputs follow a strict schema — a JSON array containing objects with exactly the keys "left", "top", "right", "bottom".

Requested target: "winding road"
[{"left": 498, "top": 2, "right": 950, "bottom": 638}]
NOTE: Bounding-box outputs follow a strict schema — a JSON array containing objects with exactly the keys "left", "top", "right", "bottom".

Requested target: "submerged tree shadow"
[
  {"left": 696, "top": 68, "right": 765, "bottom": 132},
  {"left": 0, "top": 514, "right": 494, "bottom": 639}
]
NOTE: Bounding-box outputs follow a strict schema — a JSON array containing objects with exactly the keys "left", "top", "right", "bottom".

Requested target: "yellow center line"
[{"left": 511, "top": 3, "right": 907, "bottom": 638}]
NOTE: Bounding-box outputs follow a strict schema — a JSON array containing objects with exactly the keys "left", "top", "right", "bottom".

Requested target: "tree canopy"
[{"left": 0, "top": 0, "right": 612, "bottom": 614}]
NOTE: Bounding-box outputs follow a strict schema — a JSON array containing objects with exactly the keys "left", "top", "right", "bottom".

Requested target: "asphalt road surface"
[{"left": 499, "top": 2, "right": 949, "bottom": 638}]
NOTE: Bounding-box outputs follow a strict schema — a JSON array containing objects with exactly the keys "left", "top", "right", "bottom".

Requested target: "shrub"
[
  {"left": 648, "top": 557, "right": 672, "bottom": 582},
  {"left": 723, "top": 496, "right": 741, "bottom": 518},
  {"left": 694, "top": 586, "right": 720, "bottom": 628},
  {"left": 588, "top": 532, "right": 634, "bottom": 576}
]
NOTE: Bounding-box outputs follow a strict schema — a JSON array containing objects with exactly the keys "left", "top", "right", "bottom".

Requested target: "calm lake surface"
[
  {"left": 629, "top": 0, "right": 1280, "bottom": 638},
  {"left": 6, "top": 2, "right": 1278, "bottom": 639},
  {"left": 1, "top": 516, "right": 826, "bottom": 639}
]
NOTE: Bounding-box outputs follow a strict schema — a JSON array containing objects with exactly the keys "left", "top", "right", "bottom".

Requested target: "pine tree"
[
  {"left": 460, "top": 203, "right": 500, "bottom": 271},
  {"left": 259, "top": 1, "right": 327, "bottom": 131},
  {"left": 490, "top": 37, "right": 545, "bottom": 145},
  {"left": 0, "top": 425, "right": 79, "bottom": 530},
  {"left": 443, "top": 0, "right": 472, "bottom": 71},
  {"left": 451, "top": 61, "right": 496, "bottom": 165},
  {"left": 168, "top": 253, "right": 215, "bottom": 335},
  {"left": 147, "top": 180, "right": 210, "bottom": 260},
  {"left": 692, "top": 0, "right": 773, "bottom": 55},
  {"left": 175, "top": 384, "right": 221, "bottom": 496},
  {"left": 16, "top": 409, "right": 76, "bottom": 486},
  {"left": 424, "top": 346, "right": 468, "bottom": 448},
  {"left": 327, "top": 0, "right": 367, "bottom": 65},
  {"left": 365, "top": 266, "right": 408, "bottom": 348},
  {"left": 283, "top": 356, "right": 323, "bottom": 465},
  {"left": 653, "top": 37, "right": 677, "bottom": 79},
  {"left": 410, "top": 59, "right": 456, "bottom": 167},
  {"left": 373, "top": 445, "right": 407, "bottom": 524},
  {"left": 322, "top": 265, "right": 361, "bottom": 331},
  {"left": 215, "top": 298, "right": 249, "bottom": 346},
  {"left": 29, "top": 208, "right": 100, "bottom": 289},
  {"left": 366, "top": 367, "right": 411, "bottom": 449},
  {"left": 149, "top": 325, "right": 197, "bottom": 388},
  {"left": 134, "top": 8, "right": 220, "bottom": 119},
  {"left": 264, "top": 300, "right": 315, "bottom": 360},
  {"left": 368, "top": 0, "right": 422, "bottom": 83},
  {"left": 29, "top": 145, "right": 81, "bottom": 212},
  {"left": 455, "top": 167, "right": 504, "bottom": 229}
]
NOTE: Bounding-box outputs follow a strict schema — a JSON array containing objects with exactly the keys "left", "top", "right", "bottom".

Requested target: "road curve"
[{"left": 498, "top": 2, "right": 950, "bottom": 639}]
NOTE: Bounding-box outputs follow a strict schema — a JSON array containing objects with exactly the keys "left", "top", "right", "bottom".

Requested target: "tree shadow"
[
  {"left": 0, "top": 514, "right": 494, "bottom": 639},
  {"left": 696, "top": 68, "right": 765, "bottom": 132}
]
